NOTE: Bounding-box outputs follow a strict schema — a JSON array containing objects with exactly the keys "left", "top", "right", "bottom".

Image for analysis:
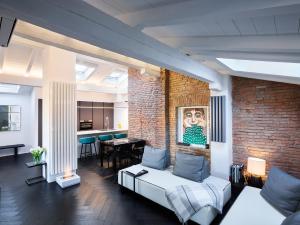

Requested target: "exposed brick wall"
[
  {"left": 165, "top": 70, "right": 210, "bottom": 162},
  {"left": 128, "top": 68, "right": 210, "bottom": 161},
  {"left": 233, "top": 77, "right": 300, "bottom": 178},
  {"left": 128, "top": 68, "right": 167, "bottom": 149}
]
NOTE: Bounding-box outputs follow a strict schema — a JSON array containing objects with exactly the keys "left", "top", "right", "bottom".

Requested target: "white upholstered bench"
[{"left": 118, "top": 164, "right": 231, "bottom": 225}]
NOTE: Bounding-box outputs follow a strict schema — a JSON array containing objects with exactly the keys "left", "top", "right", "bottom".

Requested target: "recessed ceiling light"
[
  {"left": 0, "top": 83, "right": 20, "bottom": 93},
  {"left": 217, "top": 58, "right": 300, "bottom": 78}
]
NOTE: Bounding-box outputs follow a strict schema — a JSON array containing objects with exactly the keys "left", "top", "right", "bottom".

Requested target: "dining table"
[{"left": 99, "top": 138, "right": 146, "bottom": 172}]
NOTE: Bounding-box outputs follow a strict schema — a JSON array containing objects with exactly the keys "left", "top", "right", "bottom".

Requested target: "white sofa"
[
  {"left": 118, "top": 164, "right": 231, "bottom": 225},
  {"left": 220, "top": 186, "right": 286, "bottom": 225}
]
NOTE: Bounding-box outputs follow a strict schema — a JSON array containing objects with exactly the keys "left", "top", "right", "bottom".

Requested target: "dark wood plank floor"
[{"left": 0, "top": 154, "right": 233, "bottom": 225}]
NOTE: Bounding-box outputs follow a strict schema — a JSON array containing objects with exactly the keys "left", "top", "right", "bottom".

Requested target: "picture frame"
[{"left": 176, "top": 106, "right": 209, "bottom": 149}]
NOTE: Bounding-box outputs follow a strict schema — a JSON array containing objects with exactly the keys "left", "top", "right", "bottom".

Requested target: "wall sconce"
[{"left": 247, "top": 157, "right": 266, "bottom": 188}]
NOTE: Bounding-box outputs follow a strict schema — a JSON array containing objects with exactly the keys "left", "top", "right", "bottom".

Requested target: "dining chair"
[
  {"left": 113, "top": 133, "right": 127, "bottom": 139},
  {"left": 116, "top": 143, "right": 132, "bottom": 169},
  {"left": 98, "top": 134, "right": 114, "bottom": 168},
  {"left": 131, "top": 143, "right": 145, "bottom": 164}
]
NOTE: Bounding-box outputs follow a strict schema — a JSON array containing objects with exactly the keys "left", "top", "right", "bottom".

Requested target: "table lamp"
[{"left": 247, "top": 157, "right": 266, "bottom": 188}]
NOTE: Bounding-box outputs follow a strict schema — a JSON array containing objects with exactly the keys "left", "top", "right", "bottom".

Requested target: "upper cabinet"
[{"left": 77, "top": 101, "right": 114, "bottom": 131}]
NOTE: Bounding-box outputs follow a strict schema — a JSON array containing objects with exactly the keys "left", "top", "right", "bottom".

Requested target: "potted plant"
[{"left": 30, "top": 147, "right": 46, "bottom": 164}]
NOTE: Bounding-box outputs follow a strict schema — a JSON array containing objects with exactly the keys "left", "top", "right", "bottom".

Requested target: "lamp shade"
[{"left": 247, "top": 157, "right": 266, "bottom": 176}]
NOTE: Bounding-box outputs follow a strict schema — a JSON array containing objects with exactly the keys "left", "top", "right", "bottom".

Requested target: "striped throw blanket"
[{"left": 165, "top": 183, "right": 224, "bottom": 223}]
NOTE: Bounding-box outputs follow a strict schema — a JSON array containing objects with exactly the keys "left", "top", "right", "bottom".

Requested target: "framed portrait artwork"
[{"left": 177, "top": 106, "right": 209, "bottom": 148}]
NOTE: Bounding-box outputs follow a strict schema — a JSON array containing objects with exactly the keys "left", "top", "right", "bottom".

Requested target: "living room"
[{"left": 0, "top": 1, "right": 300, "bottom": 225}]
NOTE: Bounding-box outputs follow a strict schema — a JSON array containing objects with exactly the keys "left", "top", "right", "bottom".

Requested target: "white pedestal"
[{"left": 56, "top": 174, "right": 80, "bottom": 188}]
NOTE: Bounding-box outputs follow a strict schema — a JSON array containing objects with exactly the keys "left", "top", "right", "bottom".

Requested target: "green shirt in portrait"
[{"left": 183, "top": 125, "right": 207, "bottom": 145}]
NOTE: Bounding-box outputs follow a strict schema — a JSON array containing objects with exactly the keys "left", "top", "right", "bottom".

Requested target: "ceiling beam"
[
  {"left": 192, "top": 51, "right": 300, "bottom": 63},
  {"left": 0, "top": 0, "right": 222, "bottom": 88},
  {"left": 0, "top": 73, "right": 42, "bottom": 86},
  {"left": 117, "top": 0, "right": 300, "bottom": 28},
  {"left": 160, "top": 34, "right": 300, "bottom": 52},
  {"left": 13, "top": 29, "right": 159, "bottom": 73},
  {"left": 25, "top": 48, "right": 38, "bottom": 75}
]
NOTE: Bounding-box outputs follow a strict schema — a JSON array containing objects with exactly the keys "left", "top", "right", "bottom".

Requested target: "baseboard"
[{"left": 0, "top": 150, "right": 30, "bottom": 158}]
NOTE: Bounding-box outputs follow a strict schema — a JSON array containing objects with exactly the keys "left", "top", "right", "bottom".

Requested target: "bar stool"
[
  {"left": 79, "top": 136, "right": 97, "bottom": 159},
  {"left": 113, "top": 133, "right": 127, "bottom": 139},
  {"left": 98, "top": 134, "right": 114, "bottom": 168}
]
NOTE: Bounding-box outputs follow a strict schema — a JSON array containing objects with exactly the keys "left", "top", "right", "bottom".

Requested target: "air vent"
[{"left": 0, "top": 17, "right": 16, "bottom": 47}]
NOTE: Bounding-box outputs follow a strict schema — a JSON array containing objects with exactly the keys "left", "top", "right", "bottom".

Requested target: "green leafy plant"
[{"left": 30, "top": 147, "right": 46, "bottom": 163}]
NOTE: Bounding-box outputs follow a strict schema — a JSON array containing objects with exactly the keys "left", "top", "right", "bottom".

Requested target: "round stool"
[{"left": 79, "top": 136, "right": 97, "bottom": 159}]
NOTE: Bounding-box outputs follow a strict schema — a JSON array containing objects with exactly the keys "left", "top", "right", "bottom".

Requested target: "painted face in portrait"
[{"left": 183, "top": 108, "right": 206, "bottom": 129}]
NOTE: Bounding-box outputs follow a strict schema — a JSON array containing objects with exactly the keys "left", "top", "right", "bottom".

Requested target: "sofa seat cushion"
[
  {"left": 120, "top": 164, "right": 231, "bottom": 205},
  {"left": 220, "top": 186, "right": 286, "bottom": 225}
]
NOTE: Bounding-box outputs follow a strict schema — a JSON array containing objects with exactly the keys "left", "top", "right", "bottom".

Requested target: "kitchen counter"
[
  {"left": 77, "top": 129, "right": 128, "bottom": 136},
  {"left": 76, "top": 129, "right": 128, "bottom": 158}
]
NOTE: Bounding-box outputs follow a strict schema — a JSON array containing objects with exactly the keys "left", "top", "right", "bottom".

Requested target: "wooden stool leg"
[
  {"left": 107, "top": 153, "right": 110, "bottom": 168},
  {"left": 80, "top": 144, "right": 83, "bottom": 160},
  {"left": 93, "top": 143, "right": 97, "bottom": 157}
]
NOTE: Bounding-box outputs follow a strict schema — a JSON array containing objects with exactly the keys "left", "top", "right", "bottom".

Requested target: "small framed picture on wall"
[{"left": 177, "top": 106, "right": 209, "bottom": 149}]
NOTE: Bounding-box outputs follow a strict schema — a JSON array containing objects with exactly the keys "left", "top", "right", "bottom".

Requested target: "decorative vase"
[{"left": 30, "top": 147, "right": 46, "bottom": 164}]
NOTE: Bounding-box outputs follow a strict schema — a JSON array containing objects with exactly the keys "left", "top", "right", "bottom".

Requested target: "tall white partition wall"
[
  {"left": 42, "top": 46, "right": 77, "bottom": 182},
  {"left": 210, "top": 75, "right": 233, "bottom": 180}
]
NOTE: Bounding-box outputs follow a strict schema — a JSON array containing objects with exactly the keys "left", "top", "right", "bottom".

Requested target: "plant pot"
[{"left": 33, "top": 155, "right": 42, "bottom": 164}]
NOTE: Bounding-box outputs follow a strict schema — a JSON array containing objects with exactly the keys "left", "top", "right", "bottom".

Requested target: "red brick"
[{"left": 233, "top": 77, "right": 300, "bottom": 178}]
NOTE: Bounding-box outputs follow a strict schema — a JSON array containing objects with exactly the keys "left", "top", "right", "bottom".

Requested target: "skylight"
[
  {"left": 75, "top": 64, "right": 95, "bottom": 81},
  {"left": 217, "top": 58, "right": 300, "bottom": 78},
  {"left": 103, "top": 70, "right": 127, "bottom": 85},
  {"left": 0, "top": 83, "right": 20, "bottom": 93}
]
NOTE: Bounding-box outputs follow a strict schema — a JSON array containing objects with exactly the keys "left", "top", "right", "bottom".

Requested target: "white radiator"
[{"left": 45, "top": 81, "right": 77, "bottom": 177}]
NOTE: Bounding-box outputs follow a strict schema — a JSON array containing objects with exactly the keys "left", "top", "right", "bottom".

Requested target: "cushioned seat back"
[
  {"left": 142, "top": 146, "right": 167, "bottom": 170},
  {"left": 173, "top": 152, "right": 209, "bottom": 182},
  {"left": 98, "top": 134, "right": 113, "bottom": 141},
  {"left": 114, "top": 133, "right": 127, "bottom": 139},
  {"left": 79, "top": 136, "right": 96, "bottom": 144},
  {"left": 260, "top": 167, "right": 300, "bottom": 216}
]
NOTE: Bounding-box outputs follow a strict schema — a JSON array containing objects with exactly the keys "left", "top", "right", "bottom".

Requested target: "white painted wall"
[
  {"left": 30, "top": 87, "right": 40, "bottom": 148},
  {"left": 77, "top": 90, "right": 119, "bottom": 102},
  {"left": 0, "top": 93, "right": 33, "bottom": 156},
  {"left": 114, "top": 102, "right": 128, "bottom": 130},
  {"left": 210, "top": 75, "right": 233, "bottom": 180}
]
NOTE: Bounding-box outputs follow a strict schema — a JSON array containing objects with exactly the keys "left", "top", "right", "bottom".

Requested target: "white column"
[
  {"left": 42, "top": 46, "right": 77, "bottom": 182},
  {"left": 210, "top": 75, "right": 233, "bottom": 179}
]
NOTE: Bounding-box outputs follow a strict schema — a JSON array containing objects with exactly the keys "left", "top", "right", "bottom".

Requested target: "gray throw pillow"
[
  {"left": 173, "top": 152, "right": 206, "bottom": 182},
  {"left": 281, "top": 211, "right": 300, "bottom": 225},
  {"left": 141, "top": 146, "right": 167, "bottom": 170},
  {"left": 201, "top": 159, "right": 210, "bottom": 181},
  {"left": 260, "top": 167, "right": 300, "bottom": 216}
]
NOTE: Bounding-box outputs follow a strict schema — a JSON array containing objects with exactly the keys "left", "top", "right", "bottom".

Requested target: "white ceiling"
[
  {"left": 1, "top": 0, "right": 300, "bottom": 86},
  {"left": 0, "top": 35, "right": 129, "bottom": 94},
  {"left": 84, "top": 0, "right": 300, "bottom": 84}
]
